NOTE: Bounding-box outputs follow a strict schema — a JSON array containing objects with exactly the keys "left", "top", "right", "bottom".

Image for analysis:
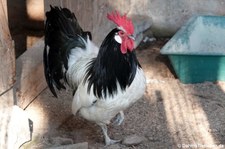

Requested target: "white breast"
[{"left": 73, "top": 67, "right": 146, "bottom": 124}]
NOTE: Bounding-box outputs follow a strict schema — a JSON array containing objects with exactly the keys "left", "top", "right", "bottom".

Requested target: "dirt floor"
[{"left": 22, "top": 39, "right": 225, "bottom": 149}]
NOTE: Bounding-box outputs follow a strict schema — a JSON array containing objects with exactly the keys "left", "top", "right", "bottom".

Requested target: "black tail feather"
[{"left": 44, "top": 6, "right": 91, "bottom": 97}]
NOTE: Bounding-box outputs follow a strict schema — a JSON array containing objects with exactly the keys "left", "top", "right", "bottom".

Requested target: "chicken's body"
[{"left": 44, "top": 6, "right": 146, "bottom": 145}]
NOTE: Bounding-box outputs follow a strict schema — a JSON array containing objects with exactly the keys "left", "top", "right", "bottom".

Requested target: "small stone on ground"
[
  {"left": 48, "top": 137, "right": 73, "bottom": 146},
  {"left": 122, "top": 134, "right": 146, "bottom": 146}
]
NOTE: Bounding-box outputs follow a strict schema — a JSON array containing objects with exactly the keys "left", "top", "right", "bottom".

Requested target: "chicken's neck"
[{"left": 85, "top": 28, "right": 140, "bottom": 98}]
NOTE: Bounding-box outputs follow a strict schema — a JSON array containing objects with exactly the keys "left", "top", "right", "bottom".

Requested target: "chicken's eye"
[{"left": 118, "top": 31, "right": 125, "bottom": 36}]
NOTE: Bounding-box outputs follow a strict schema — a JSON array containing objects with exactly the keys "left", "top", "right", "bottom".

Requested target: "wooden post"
[
  {"left": 0, "top": 0, "right": 15, "bottom": 96},
  {"left": 0, "top": 0, "right": 17, "bottom": 148}
]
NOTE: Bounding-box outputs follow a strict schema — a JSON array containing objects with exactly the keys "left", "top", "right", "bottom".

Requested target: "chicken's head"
[{"left": 107, "top": 11, "right": 135, "bottom": 54}]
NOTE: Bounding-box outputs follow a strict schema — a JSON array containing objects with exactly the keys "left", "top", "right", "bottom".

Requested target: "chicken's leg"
[
  {"left": 113, "top": 111, "right": 124, "bottom": 126},
  {"left": 99, "top": 123, "right": 121, "bottom": 145}
]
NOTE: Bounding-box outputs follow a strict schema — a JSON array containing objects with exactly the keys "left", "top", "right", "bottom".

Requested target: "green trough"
[{"left": 161, "top": 15, "right": 225, "bottom": 83}]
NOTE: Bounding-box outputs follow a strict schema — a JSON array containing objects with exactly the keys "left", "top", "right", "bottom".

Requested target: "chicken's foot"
[{"left": 99, "top": 123, "right": 121, "bottom": 145}]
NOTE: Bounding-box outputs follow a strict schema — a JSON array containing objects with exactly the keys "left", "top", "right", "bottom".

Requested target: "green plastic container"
[
  {"left": 161, "top": 15, "right": 225, "bottom": 83},
  {"left": 168, "top": 55, "right": 225, "bottom": 83}
]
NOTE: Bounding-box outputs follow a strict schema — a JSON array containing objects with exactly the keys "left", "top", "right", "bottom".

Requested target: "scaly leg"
[
  {"left": 99, "top": 124, "right": 121, "bottom": 145},
  {"left": 113, "top": 111, "right": 124, "bottom": 126}
]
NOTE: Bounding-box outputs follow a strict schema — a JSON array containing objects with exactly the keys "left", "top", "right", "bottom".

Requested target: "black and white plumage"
[{"left": 44, "top": 6, "right": 146, "bottom": 145}]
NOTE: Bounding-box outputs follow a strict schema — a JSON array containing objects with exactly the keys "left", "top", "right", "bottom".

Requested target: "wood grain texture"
[
  {"left": 44, "top": 0, "right": 119, "bottom": 45},
  {"left": 15, "top": 39, "right": 47, "bottom": 109},
  {"left": 44, "top": 0, "right": 152, "bottom": 46},
  {"left": 0, "top": 0, "right": 15, "bottom": 95}
]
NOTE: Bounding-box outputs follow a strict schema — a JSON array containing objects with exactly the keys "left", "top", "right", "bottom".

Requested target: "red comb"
[{"left": 107, "top": 11, "right": 134, "bottom": 35}]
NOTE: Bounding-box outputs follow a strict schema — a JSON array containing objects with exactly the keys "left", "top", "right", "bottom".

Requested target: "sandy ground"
[{"left": 22, "top": 39, "right": 225, "bottom": 149}]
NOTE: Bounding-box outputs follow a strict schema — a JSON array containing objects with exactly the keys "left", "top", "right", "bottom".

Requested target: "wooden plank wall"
[
  {"left": 44, "top": 0, "right": 132, "bottom": 46},
  {"left": 0, "top": 0, "right": 15, "bottom": 147},
  {"left": 0, "top": 0, "right": 15, "bottom": 96}
]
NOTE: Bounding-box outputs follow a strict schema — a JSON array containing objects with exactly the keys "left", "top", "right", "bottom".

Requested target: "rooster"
[{"left": 44, "top": 6, "right": 146, "bottom": 145}]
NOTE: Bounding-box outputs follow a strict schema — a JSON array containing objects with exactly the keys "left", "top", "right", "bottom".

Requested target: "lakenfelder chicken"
[{"left": 44, "top": 6, "right": 146, "bottom": 145}]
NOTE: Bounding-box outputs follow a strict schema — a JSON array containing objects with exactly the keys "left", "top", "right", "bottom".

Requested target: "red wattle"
[{"left": 121, "top": 38, "right": 134, "bottom": 54}]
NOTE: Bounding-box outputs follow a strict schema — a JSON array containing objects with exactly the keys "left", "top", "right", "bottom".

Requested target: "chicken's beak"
[{"left": 129, "top": 35, "right": 135, "bottom": 40}]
